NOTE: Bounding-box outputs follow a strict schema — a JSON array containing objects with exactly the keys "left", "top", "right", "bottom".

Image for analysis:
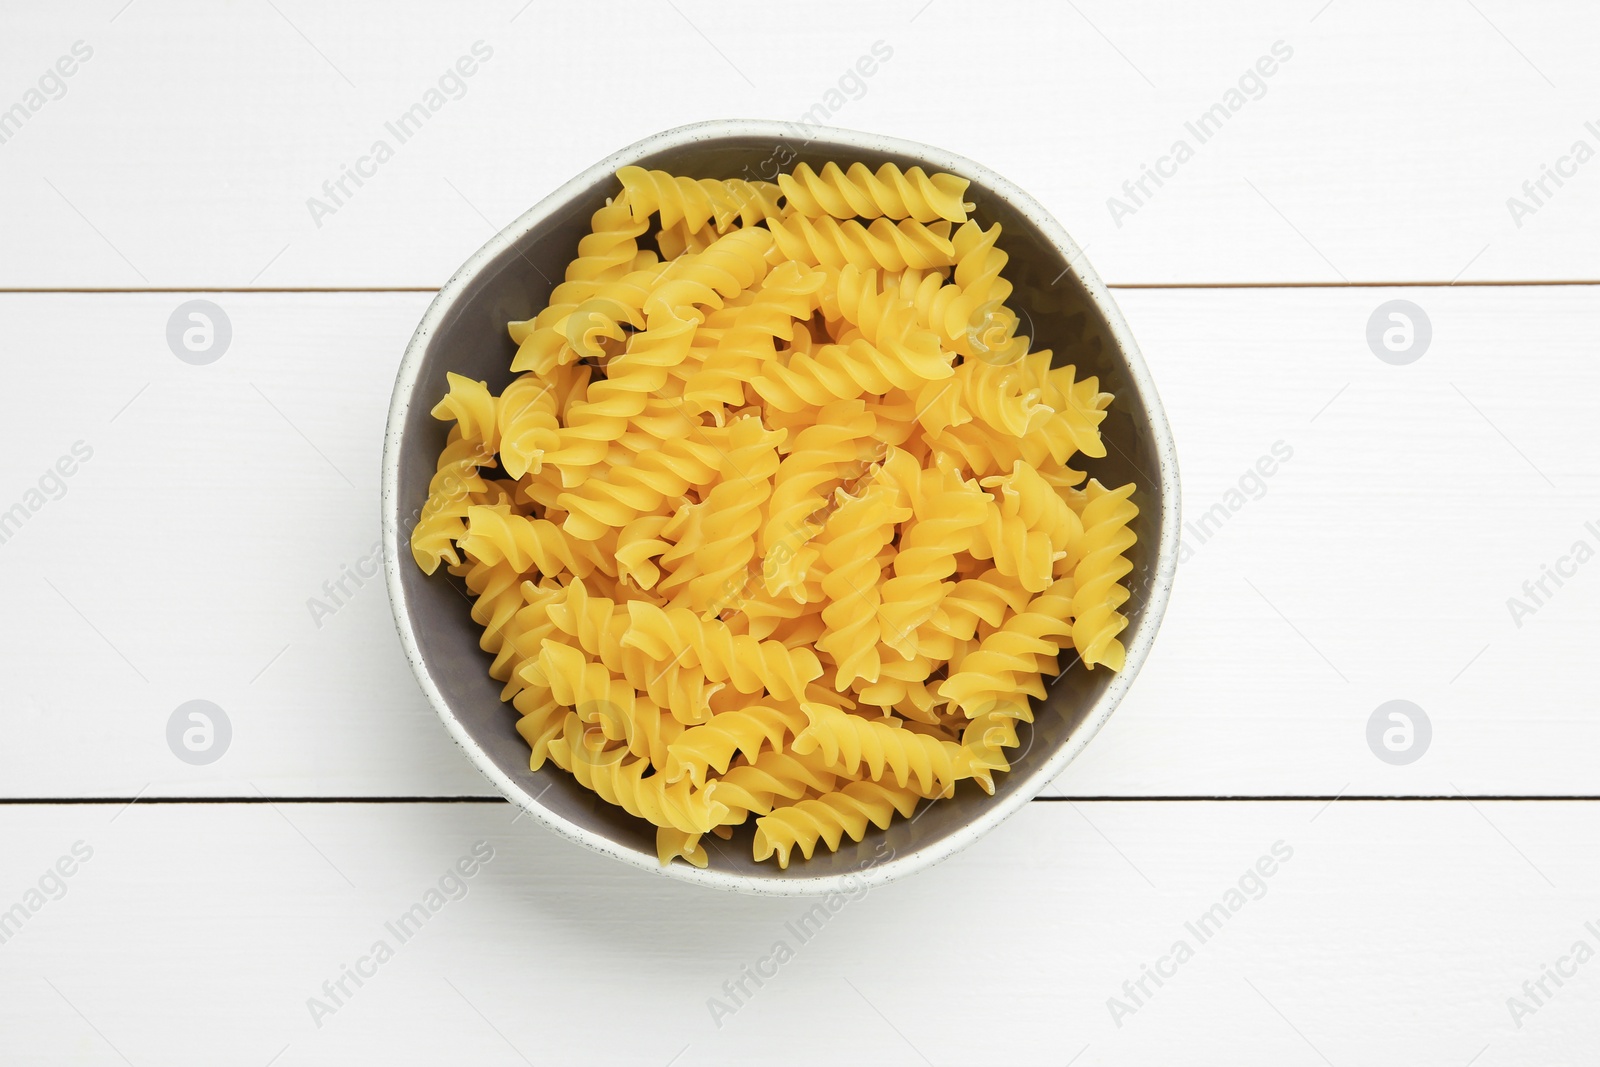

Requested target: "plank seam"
[
  {"left": 0, "top": 795, "right": 1596, "bottom": 805},
  {"left": 1, "top": 281, "right": 1598, "bottom": 295}
]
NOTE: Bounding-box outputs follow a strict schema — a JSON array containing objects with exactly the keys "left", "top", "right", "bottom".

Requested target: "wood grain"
[
  {"left": 7, "top": 5, "right": 1600, "bottom": 1059},
  {"left": 2, "top": 0, "right": 1596, "bottom": 288},
  {"left": 2, "top": 286, "right": 1593, "bottom": 798},
  {"left": 0, "top": 799, "right": 1592, "bottom": 1065}
]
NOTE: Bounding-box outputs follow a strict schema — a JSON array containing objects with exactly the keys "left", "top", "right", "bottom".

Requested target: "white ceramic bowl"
[{"left": 382, "top": 120, "right": 1180, "bottom": 895}]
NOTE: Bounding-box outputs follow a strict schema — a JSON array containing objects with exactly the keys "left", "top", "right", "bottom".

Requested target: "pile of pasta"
[{"left": 411, "top": 161, "right": 1139, "bottom": 869}]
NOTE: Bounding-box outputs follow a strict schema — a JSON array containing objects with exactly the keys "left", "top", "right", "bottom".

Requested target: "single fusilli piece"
[
  {"left": 752, "top": 779, "right": 923, "bottom": 869},
  {"left": 616, "top": 165, "right": 783, "bottom": 232},
  {"left": 791, "top": 702, "right": 975, "bottom": 797},
  {"left": 457, "top": 504, "right": 609, "bottom": 580},
  {"left": 777, "top": 161, "right": 973, "bottom": 224},
  {"left": 750, "top": 325, "right": 954, "bottom": 413},
  {"left": 554, "top": 410, "right": 732, "bottom": 541},
  {"left": 1069, "top": 480, "right": 1138, "bottom": 671},
  {"left": 815, "top": 480, "right": 910, "bottom": 688},
  {"left": 766, "top": 212, "right": 957, "bottom": 273}
]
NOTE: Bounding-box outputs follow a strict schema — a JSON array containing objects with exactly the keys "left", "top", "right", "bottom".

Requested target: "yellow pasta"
[{"left": 411, "top": 159, "right": 1141, "bottom": 868}]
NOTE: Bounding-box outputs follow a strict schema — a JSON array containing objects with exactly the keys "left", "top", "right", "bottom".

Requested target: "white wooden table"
[{"left": 5, "top": 2, "right": 1598, "bottom": 1063}]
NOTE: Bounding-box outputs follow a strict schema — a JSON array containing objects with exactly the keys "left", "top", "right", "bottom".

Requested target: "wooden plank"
[
  {"left": 2, "top": 1, "right": 1597, "bottom": 288},
  {"left": 0, "top": 800, "right": 1593, "bottom": 1063},
  {"left": 2, "top": 286, "right": 1594, "bottom": 798},
  {"left": 1049, "top": 283, "right": 1600, "bottom": 797},
  {"left": 0, "top": 291, "right": 488, "bottom": 798}
]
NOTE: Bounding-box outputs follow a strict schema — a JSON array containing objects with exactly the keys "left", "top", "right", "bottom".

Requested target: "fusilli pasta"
[{"left": 410, "top": 158, "right": 1142, "bottom": 868}]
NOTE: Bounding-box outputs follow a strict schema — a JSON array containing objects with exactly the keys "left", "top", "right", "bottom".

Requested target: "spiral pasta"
[
  {"left": 877, "top": 461, "right": 990, "bottom": 657},
  {"left": 752, "top": 779, "right": 923, "bottom": 868},
  {"left": 620, "top": 601, "right": 824, "bottom": 701},
  {"left": 712, "top": 748, "right": 840, "bottom": 819},
  {"left": 815, "top": 480, "right": 909, "bottom": 688},
  {"left": 545, "top": 716, "right": 725, "bottom": 834},
  {"left": 616, "top": 165, "right": 783, "bottom": 233},
  {"left": 939, "top": 577, "right": 1076, "bottom": 717},
  {"left": 506, "top": 194, "right": 654, "bottom": 376},
  {"left": 542, "top": 308, "right": 698, "bottom": 480},
  {"left": 791, "top": 701, "right": 974, "bottom": 797},
  {"left": 972, "top": 461, "right": 1083, "bottom": 593},
  {"left": 544, "top": 576, "right": 721, "bottom": 725},
  {"left": 410, "top": 431, "right": 493, "bottom": 574},
  {"left": 664, "top": 704, "right": 809, "bottom": 788},
  {"left": 410, "top": 158, "right": 1143, "bottom": 867},
  {"left": 750, "top": 329, "right": 954, "bottom": 412},
  {"left": 766, "top": 212, "right": 958, "bottom": 273},
  {"left": 682, "top": 262, "right": 823, "bottom": 416},
  {"left": 431, "top": 372, "right": 500, "bottom": 453},
  {"left": 760, "top": 399, "right": 877, "bottom": 599},
  {"left": 494, "top": 373, "right": 559, "bottom": 480},
  {"left": 778, "top": 162, "right": 973, "bottom": 224},
  {"left": 657, "top": 415, "right": 785, "bottom": 613},
  {"left": 456, "top": 504, "right": 605, "bottom": 579},
  {"left": 656, "top": 827, "right": 709, "bottom": 869},
  {"left": 554, "top": 407, "right": 732, "bottom": 540},
  {"left": 1069, "top": 480, "right": 1138, "bottom": 671}
]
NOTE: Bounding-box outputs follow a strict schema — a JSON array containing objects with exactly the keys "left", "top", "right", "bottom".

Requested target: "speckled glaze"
[{"left": 381, "top": 120, "right": 1181, "bottom": 895}]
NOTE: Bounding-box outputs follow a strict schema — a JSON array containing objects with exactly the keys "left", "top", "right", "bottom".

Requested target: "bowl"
[{"left": 381, "top": 119, "right": 1180, "bottom": 895}]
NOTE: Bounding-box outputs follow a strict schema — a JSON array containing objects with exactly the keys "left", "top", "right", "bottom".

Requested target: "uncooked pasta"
[{"left": 411, "top": 160, "right": 1139, "bottom": 868}]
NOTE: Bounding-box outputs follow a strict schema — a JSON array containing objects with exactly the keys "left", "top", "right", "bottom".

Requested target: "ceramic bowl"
[{"left": 382, "top": 119, "right": 1180, "bottom": 894}]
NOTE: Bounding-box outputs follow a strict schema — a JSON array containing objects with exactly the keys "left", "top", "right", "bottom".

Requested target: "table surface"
[{"left": 5, "top": 2, "right": 1598, "bottom": 1064}]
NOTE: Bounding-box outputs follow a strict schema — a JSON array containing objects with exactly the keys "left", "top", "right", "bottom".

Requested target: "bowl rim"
[{"left": 381, "top": 118, "right": 1181, "bottom": 895}]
